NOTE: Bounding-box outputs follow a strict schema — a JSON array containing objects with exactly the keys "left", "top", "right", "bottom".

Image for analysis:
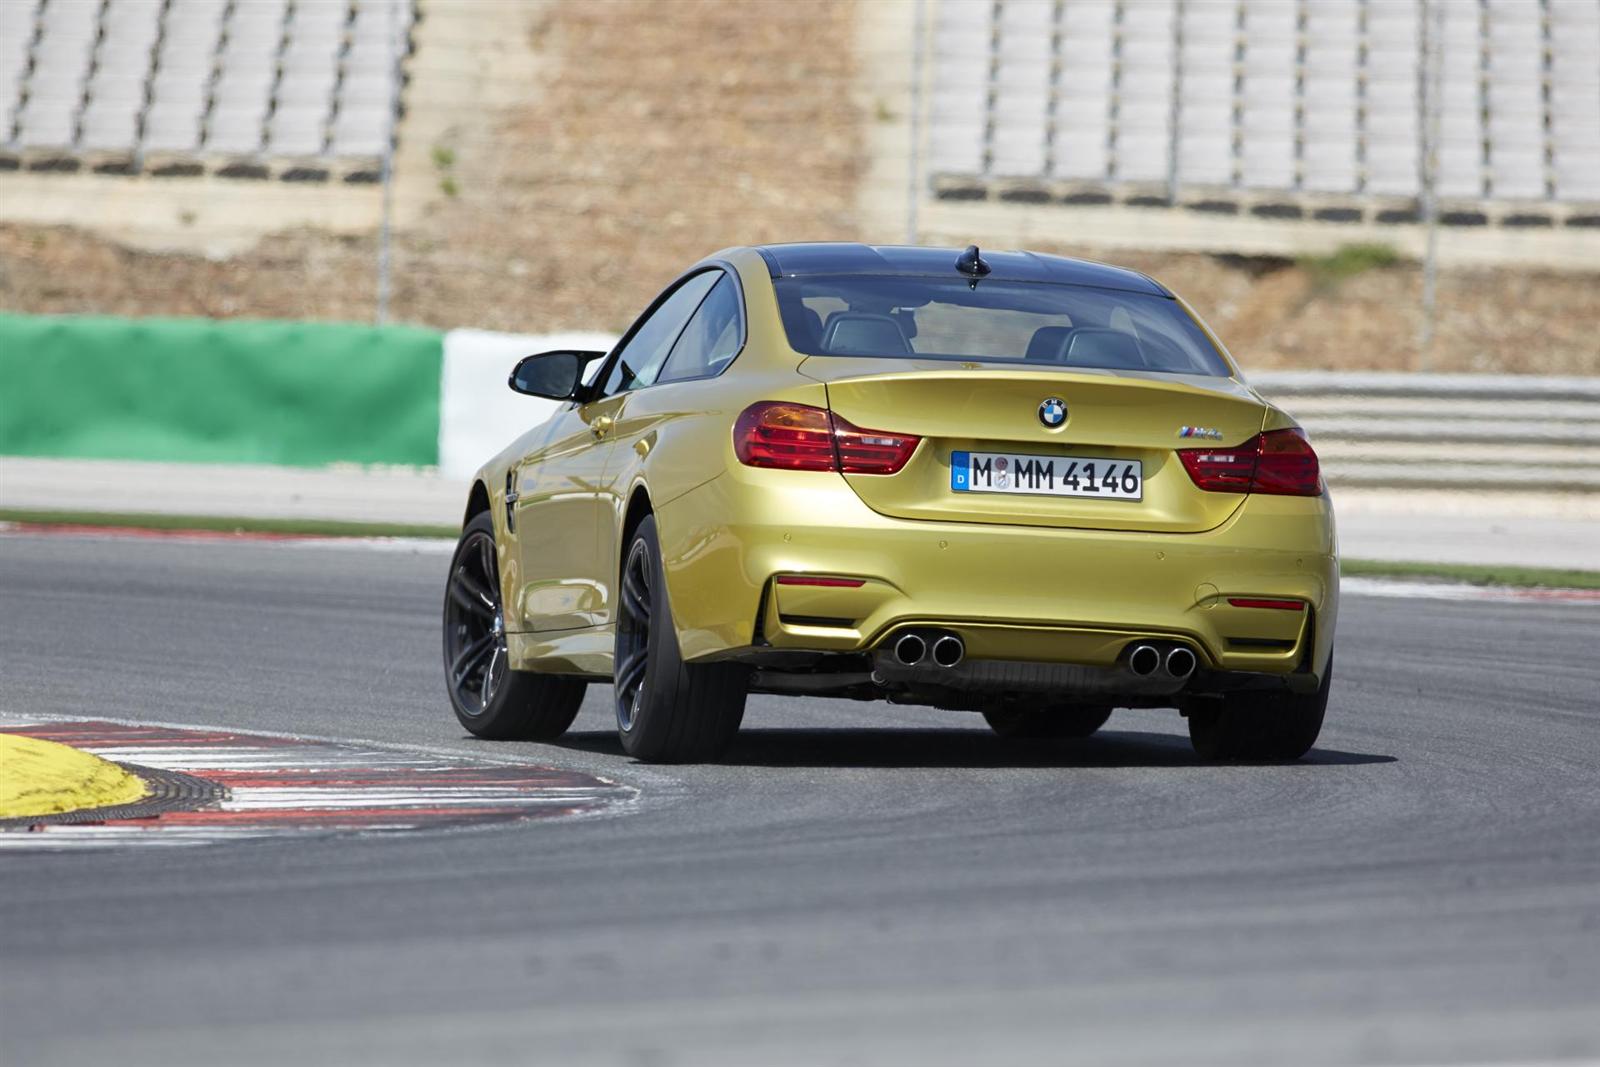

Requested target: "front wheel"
[
  {"left": 983, "top": 704, "right": 1113, "bottom": 739},
  {"left": 444, "top": 512, "right": 586, "bottom": 739},
  {"left": 614, "top": 515, "right": 747, "bottom": 763},
  {"left": 1188, "top": 658, "right": 1332, "bottom": 761}
]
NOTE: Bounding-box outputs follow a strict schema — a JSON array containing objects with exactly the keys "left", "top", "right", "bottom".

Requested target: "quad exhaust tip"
[
  {"left": 891, "top": 631, "right": 964, "bottom": 668},
  {"left": 893, "top": 633, "right": 927, "bottom": 667},
  {"left": 1128, "top": 642, "right": 1198, "bottom": 680},
  {"left": 1165, "top": 646, "right": 1197, "bottom": 680},
  {"left": 931, "top": 634, "right": 965, "bottom": 668},
  {"left": 1128, "top": 643, "right": 1161, "bottom": 677}
]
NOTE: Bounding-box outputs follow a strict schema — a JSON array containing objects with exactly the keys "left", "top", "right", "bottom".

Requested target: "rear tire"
[
  {"left": 1188, "top": 657, "right": 1332, "bottom": 761},
  {"left": 614, "top": 515, "right": 747, "bottom": 763},
  {"left": 444, "top": 513, "right": 586, "bottom": 740},
  {"left": 983, "top": 704, "right": 1113, "bottom": 739}
]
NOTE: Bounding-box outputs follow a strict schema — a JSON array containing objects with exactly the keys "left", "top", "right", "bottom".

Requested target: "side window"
[
  {"left": 602, "top": 272, "right": 719, "bottom": 395},
  {"left": 659, "top": 274, "right": 743, "bottom": 383}
]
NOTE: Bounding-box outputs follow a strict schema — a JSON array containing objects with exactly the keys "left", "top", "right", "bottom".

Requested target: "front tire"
[
  {"left": 1188, "top": 658, "right": 1332, "bottom": 761},
  {"left": 444, "top": 512, "right": 586, "bottom": 740},
  {"left": 983, "top": 704, "right": 1113, "bottom": 739},
  {"left": 614, "top": 515, "right": 747, "bottom": 763}
]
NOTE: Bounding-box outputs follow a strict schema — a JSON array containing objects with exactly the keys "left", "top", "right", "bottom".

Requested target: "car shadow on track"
[{"left": 548, "top": 728, "right": 1396, "bottom": 770}]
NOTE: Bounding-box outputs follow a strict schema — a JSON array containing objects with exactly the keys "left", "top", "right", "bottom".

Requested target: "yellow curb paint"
[{"left": 0, "top": 734, "right": 149, "bottom": 819}]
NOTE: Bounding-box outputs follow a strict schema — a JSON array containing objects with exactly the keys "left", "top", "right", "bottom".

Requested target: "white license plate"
[{"left": 950, "top": 450, "right": 1143, "bottom": 500}]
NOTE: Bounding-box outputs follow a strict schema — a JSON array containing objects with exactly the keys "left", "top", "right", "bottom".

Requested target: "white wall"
[{"left": 437, "top": 328, "right": 617, "bottom": 480}]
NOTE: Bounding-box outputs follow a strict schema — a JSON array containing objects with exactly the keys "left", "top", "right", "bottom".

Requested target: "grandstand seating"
[
  {"left": 0, "top": 0, "right": 414, "bottom": 177},
  {"left": 927, "top": 0, "right": 1600, "bottom": 221}
]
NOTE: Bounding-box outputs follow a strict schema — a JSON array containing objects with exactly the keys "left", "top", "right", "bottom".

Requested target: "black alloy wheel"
[
  {"left": 445, "top": 524, "right": 508, "bottom": 717},
  {"left": 614, "top": 535, "right": 654, "bottom": 734},
  {"left": 613, "top": 515, "right": 747, "bottom": 762},
  {"left": 983, "top": 703, "right": 1114, "bottom": 739},
  {"left": 443, "top": 512, "right": 585, "bottom": 739},
  {"left": 1188, "top": 656, "right": 1332, "bottom": 761}
]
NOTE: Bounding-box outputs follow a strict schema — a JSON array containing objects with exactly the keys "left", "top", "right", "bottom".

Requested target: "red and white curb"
[{"left": 0, "top": 718, "right": 637, "bottom": 850}]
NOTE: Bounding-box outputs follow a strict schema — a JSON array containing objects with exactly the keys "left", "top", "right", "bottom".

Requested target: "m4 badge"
[{"left": 1178, "top": 426, "right": 1224, "bottom": 440}]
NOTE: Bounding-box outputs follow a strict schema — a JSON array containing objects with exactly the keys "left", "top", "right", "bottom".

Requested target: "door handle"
[{"left": 590, "top": 415, "right": 615, "bottom": 440}]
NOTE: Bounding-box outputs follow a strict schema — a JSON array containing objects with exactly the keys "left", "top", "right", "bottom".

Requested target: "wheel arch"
[
  {"left": 463, "top": 480, "right": 491, "bottom": 527},
  {"left": 620, "top": 484, "right": 654, "bottom": 556}
]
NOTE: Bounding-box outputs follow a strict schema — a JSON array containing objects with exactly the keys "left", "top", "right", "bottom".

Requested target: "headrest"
[
  {"left": 821, "top": 312, "right": 912, "bottom": 356},
  {"left": 1064, "top": 328, "right": 1146, "bottom": 368},
  {"left": 801, "top": 308, "right": 824, "bottom": 347},
  {"left": 1025, "top": 325, "right": 1073, "bottom": 362}
]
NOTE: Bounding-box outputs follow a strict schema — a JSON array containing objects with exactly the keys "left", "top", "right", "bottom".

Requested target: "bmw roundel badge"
[{"left": 1038, "top": 397, "right": 1067, "bottom": 428}]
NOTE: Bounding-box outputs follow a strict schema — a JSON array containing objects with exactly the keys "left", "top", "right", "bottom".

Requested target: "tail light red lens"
[
  {"left": 1178, "top": 428, "right": 1322, "bottom": 497},
  {"left": 734, "top": 402, "right": 919, "bottom": 475},
  {"left": 1253, "top": 427, "right": 1323, "bottom": 496},
  {"left": 733, "top": 402, "right": 836, "bottom": 471},
  {"left": 833, "top": 415, "right": 920, "bottom": 474}
]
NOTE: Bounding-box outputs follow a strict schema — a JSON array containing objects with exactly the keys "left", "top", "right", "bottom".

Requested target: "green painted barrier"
[{"left": 0, "top": 314, "right": 444, "bottom": 467}]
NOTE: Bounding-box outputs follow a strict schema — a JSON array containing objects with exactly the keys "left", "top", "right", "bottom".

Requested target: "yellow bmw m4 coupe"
[{"left": 443, "top": 243, "right": 1336, "bottom": 763}]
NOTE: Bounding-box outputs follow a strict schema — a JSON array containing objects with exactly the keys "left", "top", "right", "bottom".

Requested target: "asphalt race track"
[{"left": 1, "top": 532, "right": 1597, "bottom": 1066}]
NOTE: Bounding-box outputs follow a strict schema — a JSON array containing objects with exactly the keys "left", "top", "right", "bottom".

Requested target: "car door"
[
  {"left": 511, "top": 271, "right": 719, "bottom": 632},
  {"left": 507, "top": 398, "right": 621, "bottom": 633},
  {"left": 593, "top": 271, "right": 747, "bottom": 623}
]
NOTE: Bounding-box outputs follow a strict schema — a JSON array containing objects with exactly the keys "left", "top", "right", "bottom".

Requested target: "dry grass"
[{"left": 1026, "top": 243, "right": 1600, "bottom": 375}]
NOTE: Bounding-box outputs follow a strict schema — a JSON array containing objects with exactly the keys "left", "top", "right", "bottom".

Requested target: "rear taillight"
[
  {"left": 1252, "top": 427, "right": 1323, "bottom": 496},
  {"left": 734, "top": 401, "right": 919, "bottom": 475},
  {"left": 733, "top": 402, "right": 836, "bottom": 470},
  {"left": 834, "top": 417, "right": 920, "bottom": 473},
  {"left": 1178, "top": 428, "right": 1322, "bottom": 497}
]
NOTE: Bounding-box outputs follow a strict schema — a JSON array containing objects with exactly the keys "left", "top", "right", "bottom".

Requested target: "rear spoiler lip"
[{"left": 794, "top": 356, "right": 1261, "bottom": 401}]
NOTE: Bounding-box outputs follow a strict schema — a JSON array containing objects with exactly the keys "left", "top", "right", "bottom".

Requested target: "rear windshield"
[{"left": 773, "top": 274, "right": 1232, "bottom": 377}]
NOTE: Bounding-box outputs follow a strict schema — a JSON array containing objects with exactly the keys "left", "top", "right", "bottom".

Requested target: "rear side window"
[
  {"left": 603, "top": 271, "right": 720, "bottom": 394},
  {"left": 773, "top": 274, "right": 1230, "bottom": 377},
  {"left": 660, "top": 274, "right": 743, "bottom": 382}
]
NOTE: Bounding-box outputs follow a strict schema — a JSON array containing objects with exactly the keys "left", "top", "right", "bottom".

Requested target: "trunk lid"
[{"left": 801, "top": 358, "right": 1268, "bottom": 533}]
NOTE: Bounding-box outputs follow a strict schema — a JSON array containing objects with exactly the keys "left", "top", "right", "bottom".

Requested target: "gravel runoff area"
[
  {"left": 2, "top": 456, "right": 1597, "bottom": 571},
  {"left": 0, "top": 531, "right": 1596, "bottom": 1066}
]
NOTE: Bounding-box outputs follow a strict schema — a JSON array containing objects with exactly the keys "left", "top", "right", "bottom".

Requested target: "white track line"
[{"left": 1341, "top": 577, "right": 1599, "bottom": 604}]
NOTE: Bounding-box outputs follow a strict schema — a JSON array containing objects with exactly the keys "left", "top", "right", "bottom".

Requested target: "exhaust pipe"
[
  {"left": 1127, "top": 643, "right": 1161, "bottom": 677},
  {"left": 1165, "top": 646, "right": 1197, "bottom": 680},
  {"left": 893, "top": 633, "right": 927, "bottom": 666},
  {"left": 931, "top": 634, "right": 965, "bottom": 668}
]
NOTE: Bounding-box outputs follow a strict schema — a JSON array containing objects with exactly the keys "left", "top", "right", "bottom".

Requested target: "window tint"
[
  {"left": 603, "top": 271, "right": 720, "bottom": 395},
  {"left": 773, "top": 274, "right": 1231, "bottom": 377},
  {"left": 660, "top": 274, "right": 743, "bottom": 383}
]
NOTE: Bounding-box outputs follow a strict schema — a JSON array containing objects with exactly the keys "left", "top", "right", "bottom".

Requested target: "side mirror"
[{"left": 508, "top": 350, "right": 606, "bottom": 401}]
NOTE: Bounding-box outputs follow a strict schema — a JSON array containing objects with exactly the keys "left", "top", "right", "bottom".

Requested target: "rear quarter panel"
[{"left": 601, "top": 250, "right": 823, "bottom": 630}]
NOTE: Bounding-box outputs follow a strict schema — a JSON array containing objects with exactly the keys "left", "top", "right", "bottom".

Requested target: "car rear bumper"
[{"left": 654, "top": 467, "right": 1337, "bottom": 682}]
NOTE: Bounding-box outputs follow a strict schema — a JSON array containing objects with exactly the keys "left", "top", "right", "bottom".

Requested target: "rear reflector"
[
  {"left": 734, "top": 401, "right": 919, "bottom": 474},
  {"left": 1227, "top": 597, "right": 1306, "bottom": 611},
  {"left": 1178, "top": 428, "right": 1322, "bottom": 497},
  {"left": 775, "top": 575, "right": 866, "bottom": 588}
]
